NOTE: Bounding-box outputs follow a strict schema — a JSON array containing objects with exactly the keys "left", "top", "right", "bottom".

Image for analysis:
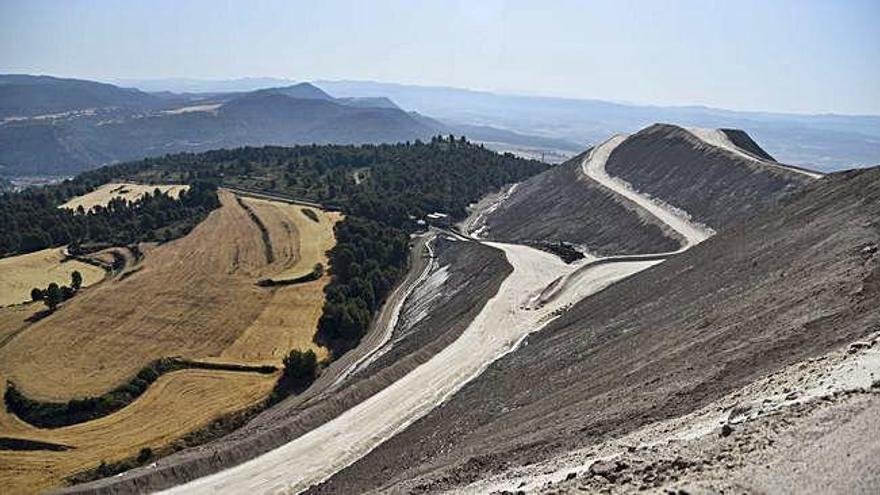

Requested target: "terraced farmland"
[
  {"left": 0, "top": 189, "right": 339, "bottom": 493},
  {"left": 0, "top": 371, "right": 276, "bottom": 494}
]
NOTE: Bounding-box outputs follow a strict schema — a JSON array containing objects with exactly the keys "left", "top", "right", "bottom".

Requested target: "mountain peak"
[{"left": 258, "top": 82, "right": 333, "bottom": 100}]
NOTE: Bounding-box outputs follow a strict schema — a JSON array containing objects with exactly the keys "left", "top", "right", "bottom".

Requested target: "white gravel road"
[
  {"left": 161, "top": 242, "right": 658, "bottom": 495},
  {"left": 581, "top": 135, "right": 714, "bottom": 247}
]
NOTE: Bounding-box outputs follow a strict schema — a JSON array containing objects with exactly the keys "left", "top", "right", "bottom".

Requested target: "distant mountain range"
[
  {"left": 315, "top": 80, "right": 880, "bottom": 171},
  {"left": 3, "top": 75, "right": 877, "bottom": 176},
  {"left": 0, "top": 75, "right": 578, "bottom": 177}
]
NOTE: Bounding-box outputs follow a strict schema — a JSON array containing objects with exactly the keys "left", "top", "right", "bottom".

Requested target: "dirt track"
[
  {"left": 582, "top": 134, "right": 713, "bottom": 247},
  {"left": 58, "top": 128, "right": 855, "bottom": 494},
  {"left": 162, "top": 240, "right": 658, "bottom": 494},
  {"left": 59, "top": 234, "right": 509, "bottom": 495}
]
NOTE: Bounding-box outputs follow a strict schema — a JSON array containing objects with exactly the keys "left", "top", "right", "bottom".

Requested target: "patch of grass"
[{"left": 5, "top": 358, "right": 276, "bottom": 428}]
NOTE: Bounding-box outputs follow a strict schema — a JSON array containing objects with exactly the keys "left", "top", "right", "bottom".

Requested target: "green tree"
[
  {"left": 282, "top": 349, "right": 318, "bottom": 383},
  {"left": 30, "top": 288, "right": 44, "bottom": 302},
  {"left": 44, "top": 283, "right": 62, "bottom": 311},
  {"left": 71, "top": 270, "right": 83, "bottom": 291}
]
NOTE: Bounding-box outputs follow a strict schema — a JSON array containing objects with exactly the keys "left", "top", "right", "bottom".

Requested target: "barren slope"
[
  {"left": 313, "top": 167, "right": 880, "bottom": 493},
  {"left": 476, "top": 152, "right": 682, "bottom": 256},
  {"left": 605, "top": 124, "right": 816, "bottom": 229}
]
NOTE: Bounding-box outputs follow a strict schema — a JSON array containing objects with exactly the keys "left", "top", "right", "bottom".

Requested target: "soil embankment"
[
  {"left": 605, "top": 124, "right": 816, "bottom": 230},
  {"left": 477, "top": 152, "right": 682, "bottom": 256},
  {"left": 313, "top": 166, "right": 880, "bottom": 493},
  {"left": 59, "top": 236, "right": 512, "bottom": 494}
]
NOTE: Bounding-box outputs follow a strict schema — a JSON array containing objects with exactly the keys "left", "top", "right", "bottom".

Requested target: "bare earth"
[{"left": 160, "top": 133, "right": 711, "bottom": 494}]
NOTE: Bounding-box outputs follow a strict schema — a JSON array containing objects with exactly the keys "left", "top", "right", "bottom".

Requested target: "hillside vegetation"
[
  {"left": 0, "top": 137, "right": 547, "bottom": 492},
  {"left": 0, "top": 176, "right": 218, "bottom": 258},
  {"left": 0, "top": 192, "right": 339, "bottom": 492},
  {"left": 91, "top": 137, "right": 547, "bottom": 354},
  {"left": 0, "top": 248, "right": 105, "bottom": 306}
]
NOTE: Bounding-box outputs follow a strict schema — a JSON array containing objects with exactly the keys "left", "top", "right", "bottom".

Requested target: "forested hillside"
[
  {"left": 1, "top": 136, "right": 547, "bottom": 354},
  {"left": 0, "top": 176, "right": 219, "bottom": 257}
]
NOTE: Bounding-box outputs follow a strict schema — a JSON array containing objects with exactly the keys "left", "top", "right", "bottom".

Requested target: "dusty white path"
[
  {"left": 161, "top": 243, "right": 658, "bottom": 495},
  {"left": 582, "top": 135, "right": 714, "bottom": 247},
  {"left": 686, "top": 127, "right": 824, "bottom": 179}
]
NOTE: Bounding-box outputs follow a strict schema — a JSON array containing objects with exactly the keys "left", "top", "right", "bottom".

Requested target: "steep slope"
[
  {"left": 477, "top": 152, "right": 682, "bottom": 256},
  {"left": 313, "top": 166, "right": 880, "bottom": 493},
  {"left": 478, "top": 126, "right": 812, "bottom": 255},
  {"left": 602, "top": 124, "right": 818, "bottom": 229},
  {"left": 720, "top": 128, "right": 776, "bottom": 161}
]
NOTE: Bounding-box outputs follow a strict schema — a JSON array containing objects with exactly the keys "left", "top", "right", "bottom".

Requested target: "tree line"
[
  {"left": 31, "top": 270, "right": 83, "bottom": 311},
  {"left": 0, "top": 180, "right": 219, "bottom": 257},
  {"left": 2, "top": 135, "right": 548, "bottom": 384}
]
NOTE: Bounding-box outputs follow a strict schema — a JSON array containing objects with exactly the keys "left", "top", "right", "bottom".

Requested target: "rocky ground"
[
  {"left": 477, "top": 152, "right": 683, "bottom": 256},
  {"left": 310, "top": 167, "right": 880, "bottom": 494},
  {"left": 605, "top": 124, "right": 814, "bottom": 229},
  {"left": 479, "top": 334, "right": 880, "bottom": 494}
]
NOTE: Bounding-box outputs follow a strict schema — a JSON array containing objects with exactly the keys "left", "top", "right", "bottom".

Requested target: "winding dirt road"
[
  {"left": 582, "top": 134, "right": 714, "bottom": 247},
  {"left": 162, "top": 133, "right": 720, "bottom": 494},
  {"left": 162, "top": 241, "right": 657, "bottom": 495}
]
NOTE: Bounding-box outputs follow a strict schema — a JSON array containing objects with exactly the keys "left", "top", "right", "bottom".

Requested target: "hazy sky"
[{"left": 1, "top": 0, "right": 878, "bottom": 115}]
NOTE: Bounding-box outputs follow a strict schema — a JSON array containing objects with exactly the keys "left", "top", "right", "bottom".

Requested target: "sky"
[{"left": 1, "top": 0, "right": 878, "bottom": 115}]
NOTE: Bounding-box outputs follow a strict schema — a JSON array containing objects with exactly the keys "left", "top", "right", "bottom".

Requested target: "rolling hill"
[
  {"left": 0, "top": 75, "right": 162, "bottom": 119},
  {"left": 56, "top": 126, "right": 879, "bottom": 495},
  {"left": 0, "top": 78, "right": 439, "bottom": 177},
  {"left": 317, "top": 79, "right": 880, "bottom": 171},
  {"left": 0, "top": 76, "right": 579, "bottom": 177}
]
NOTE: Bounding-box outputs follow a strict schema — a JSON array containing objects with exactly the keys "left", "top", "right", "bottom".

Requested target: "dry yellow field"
[
  {"left": 222, "top": 199, "right": 341, "bottom": 363},
  {"left": 0, "top": 190, "right": 338, "bottom": 492},
  {"left": 59, "top": 182, "right": 189, "bottom": 212},
  {"left": 0, "top": 370, "right": 276, "bottom": 495},
  {"left": 0, "top": 305, "right": 34, "bottom": 349},
  {"left": 0, "top": 248, "right": 106, "bottom": 307}
]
